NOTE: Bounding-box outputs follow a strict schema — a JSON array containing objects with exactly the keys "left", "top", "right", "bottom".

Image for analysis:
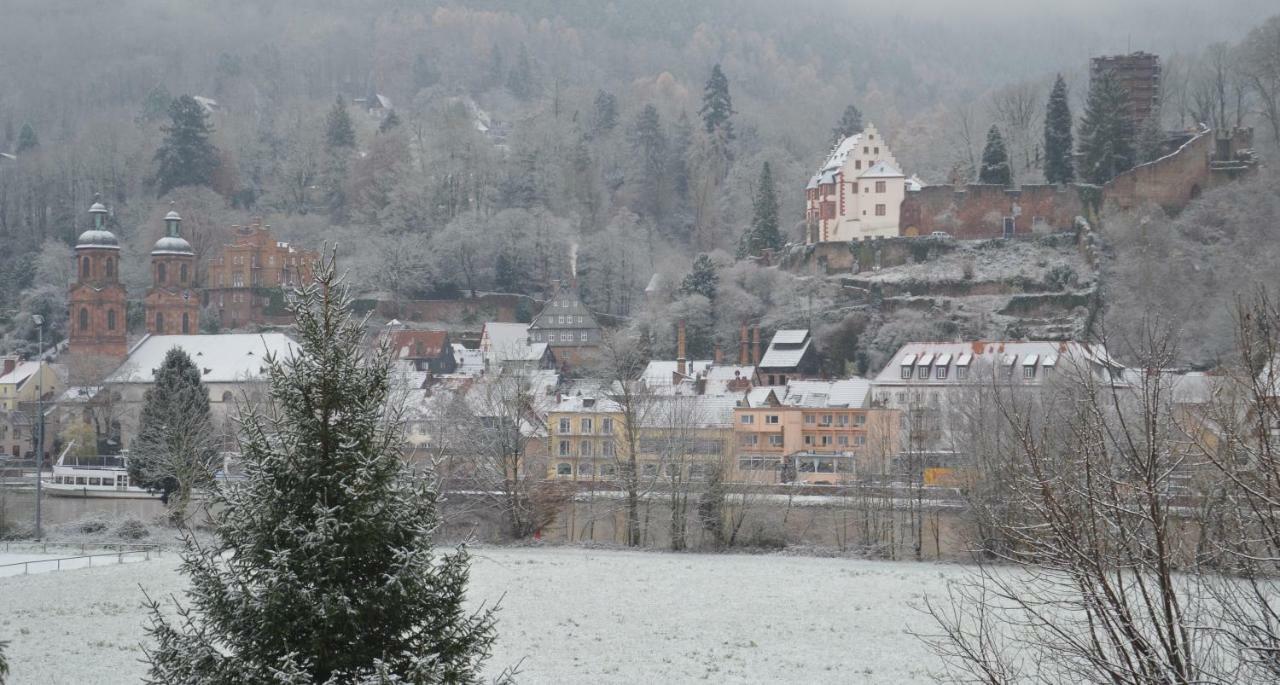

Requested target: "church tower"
[
  {"left": 68, "top": 197, "right": 128, "bottom": 359},
  {"left": 144, "top": 205, "right": 199, "bottom": 335}
]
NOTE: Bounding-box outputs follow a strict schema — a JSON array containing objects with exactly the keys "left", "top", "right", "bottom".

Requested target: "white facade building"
[{"left": 805, "top": 124, "right": 906, "bottom": 242}]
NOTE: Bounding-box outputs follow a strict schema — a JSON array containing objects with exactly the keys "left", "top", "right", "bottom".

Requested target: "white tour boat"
[{"left": 42, "top": 446, "right": 160, "bottom": 499}]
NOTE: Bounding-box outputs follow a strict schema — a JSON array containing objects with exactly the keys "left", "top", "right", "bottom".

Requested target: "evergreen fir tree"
[
  {"left": 141, "top": 84, "right": 173, "bottom": 123},
  {"left": 129, "top": 347, "right": 218, "bottom": 521},
  {"left": 142, "top": 254, "right": 502, "bottom": 684},
  {"left": 699, "top": 64, "right": 734, "bottom": 139},
  {"left": 325, "top": 95, "right": 356, "bottom": 150},
  {"left": 379, "top": 110, "right": 401, "bottom": 134},
  {"left": 1078, "top": 70, "right": 1136, "bottom": 184},
  {"left": 591, "top": 89, "right": 618, "bottom": 137},
  {"left": 1043, "top": 74, "right": 1075, "bottom": 184},
  {"left": 680, "top": 253, "right": 718, "bottom": 301},
  {"left": 0, "top": 638, "right": 8, "bottom": 685},
  {"left": 630, "top": 105, "right": 668, "bottom": 222},
  {"left": 1135, "top": 114, "right": 1165, "bottom": 164},
  {"left": 14, "top": 123, "right": 37, "bottom": 154},
  {"left": 740, "top": 161, "right": 782, "bottom": 257},
  {"left": 832, "top": 104, "right": 864, "bottom": 144},
  {"left": 152, "top": 95, "right": 219, "bottom": 196},
  {"left": 978, "top": 125, "right": 1013, "bottom": 185},
  {"left": 506, "top": 45, "right": 535, "bottom": 101}
]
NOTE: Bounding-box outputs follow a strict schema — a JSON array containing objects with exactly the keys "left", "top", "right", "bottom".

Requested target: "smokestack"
[
  {"left": 676, "top": 320, "right": 687, "bottom": 377},
  {"left": 739, "top": 322, "right": 749, "bottom": 365},
  {"left": 714, "top": 342, "right": 723, "bottom": 365},
  {"left": 752, "top": 325, "right": 761, "bottom": 366}
]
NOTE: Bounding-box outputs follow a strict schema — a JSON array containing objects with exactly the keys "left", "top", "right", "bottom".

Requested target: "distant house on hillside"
[
  {"left": 480, "top": 322, "right": 556, "bottom": 373},
  {"left": 527, "top": 281, "right": 602, "bottom": 368}
]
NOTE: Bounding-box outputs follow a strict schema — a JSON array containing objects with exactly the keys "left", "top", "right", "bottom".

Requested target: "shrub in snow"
[
  {"left": 141, "top": 253, "right": 504, "bottom": 684},
  {"left": 115, "top": 519, "right": 150, "bottom": 541}
]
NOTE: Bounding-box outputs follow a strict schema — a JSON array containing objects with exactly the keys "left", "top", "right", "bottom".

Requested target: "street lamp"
[{"left": 31, "top": 313, "right": 44, "bottom": 539}]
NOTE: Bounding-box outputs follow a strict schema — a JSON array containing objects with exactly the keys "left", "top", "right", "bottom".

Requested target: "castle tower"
[
  {"left": 144, "top": 205, "right": 199, "bottom": 335},
  {"left": 68, "top": 197, "right": 128, "bottom": 359}
]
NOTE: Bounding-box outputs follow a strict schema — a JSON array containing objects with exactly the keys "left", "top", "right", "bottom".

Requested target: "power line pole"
[{"left": 32, "top": 314, "right": 44, "bottom": 539}]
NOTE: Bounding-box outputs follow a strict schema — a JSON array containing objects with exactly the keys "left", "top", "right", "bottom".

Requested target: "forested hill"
[{"left": 0, "top": 0, "right": 1272, "bottom": 358}]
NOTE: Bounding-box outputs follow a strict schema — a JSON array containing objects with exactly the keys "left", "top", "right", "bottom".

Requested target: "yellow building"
[
  {"left": 545, "top": 389, "right": 735, "bottom": 483},
  {"left": 0, "top": 357, "right": 62, "bottom": 457}
]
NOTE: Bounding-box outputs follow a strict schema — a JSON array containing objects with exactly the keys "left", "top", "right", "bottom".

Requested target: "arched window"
[
  {"left": 182, "top": 312, "right": 190, "bottom": 334},
  {"left": 157, "top": 262, "right": 167, "bottom": 285},
  {"left": 81, "top": 257, "right": 90, "bottom": 279},
  {"left": 578, "top": 462, "right": 594, "bottom": 477},
  {"left": 105, "top": 258, "right": 114, "bottom": 278},
  {"left": 107, "top": 309, "right": 116, "bottom": 331},
  {"left": 556, "top": 463, "right": 572, "bottom": 477},
  {"left": 155, "top": 312, "right": 164, "bottom": 332},
  {"left": 180, "top": 263, "right": 188, "bottom": 284},
  {"left": 78, "top": 307, "right": 89, "bottom": 331}
]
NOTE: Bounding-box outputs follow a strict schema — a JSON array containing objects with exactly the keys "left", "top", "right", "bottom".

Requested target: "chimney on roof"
[
  {"left": 714, "top": 342, "right": 723, "bottom": 365},
  {"left": 752, "top": 325, "right": 761, "bottom": 366},
  {"left": 2, "top": 356, "right": 15, "bottom": 376},
  {"left": 740, "top": 322, "right": 749, "bottom": 365},
  {"left": 695, "top": 373, "right": 706, "bottom": 396},
  {"left": 676, "top": 320, "right": 687, "bottom": 377}
]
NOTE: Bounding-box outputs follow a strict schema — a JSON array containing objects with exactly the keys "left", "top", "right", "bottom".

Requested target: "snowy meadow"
[{"left": 0, "top": 545, "right": 958, "bottom": 683}]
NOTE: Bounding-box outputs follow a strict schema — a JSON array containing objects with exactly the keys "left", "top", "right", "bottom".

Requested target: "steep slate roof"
[
  {"left": 528, "top": 282, "right": 600, "bottom": 333},
  {"left": 106, "top": 334, "right": 296, "bottom": 384},
  {"left": 387, "top": 330, "right": 450, "bottom": 359},
  {"left": 759, "top": 330, "right": 812, "bottom": 369}
]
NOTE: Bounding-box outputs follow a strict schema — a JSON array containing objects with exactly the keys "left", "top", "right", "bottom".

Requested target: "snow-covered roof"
[
  {"left": 780, "top": 379, "right": 871, "bottom": 409},
  {"left": 106, "top": 334, "right": 297, "bottom": 384},
  {"left": 452, "top": 344, "right": 484, "bottom": 375},
  {"left": 0, "top": 361, "right": 40, "bottom": 387},
  {"left": 744, "top": 386, "right": 783, "bottom": 407},
  {"left": 859, "top": 161, "right": 904, "bottom": 179},
  {"left": 872, "top": 341, "right": 1118, "bottom": 384},
  {"left": 642, "top": 360, "right": 714, "bottom": 385},
  {"left": 906, "top": 175, "right": 926, "bottom": 192},
  {"left": 759, "top": 330, "right": 812, "bottom": 369},
  {"left": 821, "top": 134, "right": 863, "bottom": 173}
]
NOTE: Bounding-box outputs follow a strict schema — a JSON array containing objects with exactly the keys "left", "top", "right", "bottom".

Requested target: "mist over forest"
[{"left": 0, "top": 0, "right": 1277, "bottom": 367}]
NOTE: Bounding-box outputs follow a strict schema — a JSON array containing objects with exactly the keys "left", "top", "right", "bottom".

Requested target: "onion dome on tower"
[
  {"left": 68, "top": 195, "right": 128, "bottom": 358},
  {"left": 144, "top": 203, "right": 200, "bottom": 335}
]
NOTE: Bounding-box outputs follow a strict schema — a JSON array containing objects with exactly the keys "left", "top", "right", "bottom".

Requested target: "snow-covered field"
[
  {"left": 0, "top": 546, "right": 961, "bottom": 683},
  {"left": 0, "top": 549, "right": 153, "bottom": 577}
]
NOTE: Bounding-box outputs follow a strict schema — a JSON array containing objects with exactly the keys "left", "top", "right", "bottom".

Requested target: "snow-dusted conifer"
[
  {"left": 978, "top": 125, "right": 1012, "bottom": 185},
  {"left": 142, "top": 252, "right": 502, "bottom": 684}
]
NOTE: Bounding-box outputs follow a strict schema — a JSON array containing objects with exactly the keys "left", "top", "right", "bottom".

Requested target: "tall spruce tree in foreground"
[
  {"left": 700, "top": 63, "right": 734, "bottom": 139},
  {"left": 1078, "top": 70, "right": 1136, "bottom": 184},
  {"left": 129, "top": 347, "right": 218, "bottom": 523},
  {"left": 142, "top": 254, "right": 502, "bottom": 684},
  {"left": 978, "top": 125, "right": 1012, "bottom": 185},
  {"left": 832, "top": 104, "right": 864, "bottom": 144},
  {"left": 739, "top": 161, "right": 782, "bottom": 257},
  {"left": 1043, "top": 74, "right": 1075, "bottom": 184},
  {"left": 152, "top": 95, "right": 219, "bottom": 196}
]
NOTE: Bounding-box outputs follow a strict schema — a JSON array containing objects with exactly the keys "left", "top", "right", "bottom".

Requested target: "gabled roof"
[
  {"left": 106, "top": 334, "right": 297, "bottom": 384},
  {"left": 759, "top": 330, "right": 812, "bottom": 369},
  {"left": 529, "top": 282, "right": 601, "bottom": 332},
  {"left": 387, "top": 330, "right": 450, "bottom": 359},
  {"left": 859, "top": 161, "right": 904, "bottom": 179},
  {"left": 0, "top": 361, "right": 40, "bottom": 387}
]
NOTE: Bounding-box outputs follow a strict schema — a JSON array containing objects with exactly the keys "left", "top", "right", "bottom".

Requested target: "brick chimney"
[
  {"left": 739, "top": 322, "right": 749, "bottom": 365},
  {"left": 752, "top": 325, "right": 762, "bottom": 366},
  {"left": 714, "top": 342, "right": 723, "bottom": 365},
  {"left": 676, "top": 320, "right": 687, "bottom": 378},
  {"left": 1, "top": 356, "right": 15, "bottom": 377}
]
